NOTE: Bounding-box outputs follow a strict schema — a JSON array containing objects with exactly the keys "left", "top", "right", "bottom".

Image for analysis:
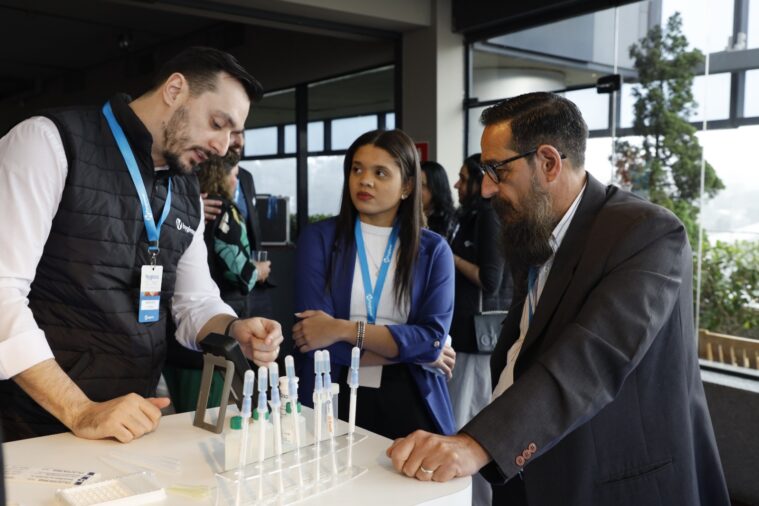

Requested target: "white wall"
[{"left": 402, "top": 0, "right": 465, "bottom": 191}]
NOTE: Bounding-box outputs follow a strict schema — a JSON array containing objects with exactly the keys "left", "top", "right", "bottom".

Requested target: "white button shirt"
[
  {"left": 0, "top": 117, "right": 235, "bottom": 380},
  {"left": 492, "top": 182, "right": 587, "bottom": 400}
]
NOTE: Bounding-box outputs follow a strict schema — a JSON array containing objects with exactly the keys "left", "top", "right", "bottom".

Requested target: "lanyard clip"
[{"left": 148, "top": 241, "right": 159, "bottom": 265}]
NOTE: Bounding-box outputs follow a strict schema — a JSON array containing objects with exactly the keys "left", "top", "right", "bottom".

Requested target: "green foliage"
[
  {"left": 308, "top": 213, "right": 334, "bottom": 224},
  {"left": 615, "top": 13, "right": 759, "bottom": 340},
  {"left": 699, "top": 241, "right": 759, "bottom": 339},
  {"left": 614, "top": 12, "right": 724, "bottom": 249},
  {"left": 288, "top": 213, "right": 336, "bottom": 241}
]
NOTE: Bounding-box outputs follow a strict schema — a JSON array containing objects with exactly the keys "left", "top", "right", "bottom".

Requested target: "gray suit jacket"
[{"left": 462, "top": 174, "right": 729, "bottom": 506}]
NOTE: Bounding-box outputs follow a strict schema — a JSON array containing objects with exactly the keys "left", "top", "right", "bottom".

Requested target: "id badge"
[{"left": 138, "top": 265, "right": 163, "bottom": 323}]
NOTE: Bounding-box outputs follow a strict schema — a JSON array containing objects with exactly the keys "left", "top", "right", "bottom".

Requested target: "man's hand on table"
[
  {"left": 386, "top": 431, "right": 491, "bottom": 482},
  {"left": 13, "top": 359, "right": 170, "bottom": 443},
  {"left": 69, "top": 394, "right": 170, "bottom": 443}
]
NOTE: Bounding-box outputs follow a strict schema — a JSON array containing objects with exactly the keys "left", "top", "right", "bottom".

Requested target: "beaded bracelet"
[{"left": 356, "top": 320, "right": 366, "bottom": 350}]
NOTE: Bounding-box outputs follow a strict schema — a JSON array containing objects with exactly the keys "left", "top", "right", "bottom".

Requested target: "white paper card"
[{"left": 359, "top": 365, "right": 382, "bottom": 388}]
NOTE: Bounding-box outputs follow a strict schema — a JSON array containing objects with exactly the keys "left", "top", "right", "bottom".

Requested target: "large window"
[
  {"left": 239, "top": 66, "right": 396, "bottom": 240},
  {"left": 662, "top": 0, "right": 734, "bottom": 53},
  {"left": 308, "top": 156, "right": 344, "bottom": 217},
  {"left": 745, "top": 69, "right": 759, "bottom": 117},
  {"left": 750, "top": 0, "right": 759, "bottom": 49},
  {"left": 306, "top": 66, "right": 394, "bottom": 215},
  {"left": 465, "top": 0, "right": 759, "bottom": 371},
  {"left": 239, "top": 158, "right": 297, "bottom": 216}
]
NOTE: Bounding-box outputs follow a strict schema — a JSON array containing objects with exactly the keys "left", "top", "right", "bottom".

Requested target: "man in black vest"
[{"left": 0, "top": 47, "right": 283, "bottom": 443}]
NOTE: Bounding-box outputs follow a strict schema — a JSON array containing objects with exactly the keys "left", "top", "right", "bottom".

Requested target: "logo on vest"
[{"left": 175, "top": 218, "right": 195, "bottom": 235}]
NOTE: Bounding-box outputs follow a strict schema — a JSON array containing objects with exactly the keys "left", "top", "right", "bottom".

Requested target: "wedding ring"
[{"left": 419, "top": 465, "right": 434, "bottom": 474}]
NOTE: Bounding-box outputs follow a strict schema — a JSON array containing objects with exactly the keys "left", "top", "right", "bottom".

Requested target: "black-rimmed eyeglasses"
[{"left": 480, "top": 148, "right": 566, "bottom": 184}]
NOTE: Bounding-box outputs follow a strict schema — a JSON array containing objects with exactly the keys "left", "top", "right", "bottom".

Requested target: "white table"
[{"left": 3, "top": 408, "right": 470, "bottom": 505}]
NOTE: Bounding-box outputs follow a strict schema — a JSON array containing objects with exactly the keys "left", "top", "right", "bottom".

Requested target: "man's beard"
[
  {"left": 492, "top": 171, "right": 556, "bottom": 268},
  {"left": 161, "top": 106, "right": 207, "bottom": 175}
]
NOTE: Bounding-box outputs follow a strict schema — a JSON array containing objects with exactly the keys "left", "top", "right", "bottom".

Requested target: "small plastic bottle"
[
  {"left": 281, "top": 401, "right": 308, "bottom": 450},
  {"left": 279, "top": 377, "right": 290, "bottom": 417},
  {"left": 224, "top": 414, "right": 274, "bottom": 471}
]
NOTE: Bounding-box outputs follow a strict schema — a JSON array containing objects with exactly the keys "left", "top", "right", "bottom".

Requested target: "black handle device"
[{"left": 199, "top": 332, "right": 253, "bottom": 410}]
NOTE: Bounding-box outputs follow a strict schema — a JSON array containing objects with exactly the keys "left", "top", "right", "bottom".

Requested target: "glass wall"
[
  {"left": 239, "top": 66, "right": 396, "bottom": 240},
  {"left": 750, "top": 0, "right": 759, "bottom": 49},
  {"left": 307, "top": 66, "right": 394, "bottom": 217},
  {"left": 307, "top": 156, "right": 344, "bottom": 218},
  {"left": 239, "top": 158, "right": 297, "bottom": 216},
  {"left": 466, "top": 0, "right": 759, "bottom": 370}
]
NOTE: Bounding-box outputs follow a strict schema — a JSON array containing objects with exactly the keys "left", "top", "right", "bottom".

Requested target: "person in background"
[
  {"left": 163, "top": 150, "right": 264, "bottom": 412},
  {"left": 386, "top": 92, "right": 728, "bottom": 506},
  {"left": 448, "top": 153, "right": 512, "bottom": 506},
  {"left": 420, "top": 161, "right": 456, "bottom": 241},
  {"left": 201, "top": 136, "right": 273, "bottom": 319},
  {"left": 199, "top": 151, "right": 259, "bottom": 314},
  {"left": 291, "top": 129, "right": 457, "bottom": 440},
  {"left": 0, "top": 46, "right": 282, "bottom": 442}
]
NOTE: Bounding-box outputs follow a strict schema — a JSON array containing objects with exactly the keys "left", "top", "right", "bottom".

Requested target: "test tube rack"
[{"left": 214, "top": 432, "right": 367, "bottom": 505}]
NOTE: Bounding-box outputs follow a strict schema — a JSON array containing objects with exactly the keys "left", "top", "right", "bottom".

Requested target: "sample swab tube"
[
  {"left": 348, "top": 347, "right": 360, "bottom": 436},
  {"left": 284, "top": 355, "right": 304, "bottom": 487},
  {"left": 256, "top": 366, "right": 268, "bottom": 500},
  {"left": 322, "top": 351, "right": 339, "bottom": 475},
  {"left": 236, "top": 369, "right": 255, "bottom": 506},
  {"left": 268, "top": 363, "right": 284, "bottom": 494},
  {"left": 313, "top": 351, "right": 324, "bottom": 485},
  {"left": 313, "top": 351, "right": 324, "bottom": 445},
  {"left": 347, "top": 347, "right": 360, "bottom": 469}
]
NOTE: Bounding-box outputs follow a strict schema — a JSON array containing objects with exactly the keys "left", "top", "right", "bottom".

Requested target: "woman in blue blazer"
[{"left": 292, "top": 129, "right": 456, "bottom": 438}]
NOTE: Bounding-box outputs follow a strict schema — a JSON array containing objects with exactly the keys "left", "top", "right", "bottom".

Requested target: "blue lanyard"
[
  {"left": 102, "top": 102, "right": 172, "bottom": 261},
  {"left": 354, "top": 218, "right": 400, "bottom": 324},
  {"left": 527, "top": 266, "right": 539, "bottom": 324}
]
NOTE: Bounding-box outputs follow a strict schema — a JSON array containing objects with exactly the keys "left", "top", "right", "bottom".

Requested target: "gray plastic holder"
[{"left": 193, "top": 353, "right": 236, "bottom": 434}]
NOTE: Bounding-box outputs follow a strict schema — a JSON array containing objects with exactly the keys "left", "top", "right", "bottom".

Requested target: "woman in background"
[
  {"left": 292, "top": 129, "right": 456, "bottom": 440},
  {"left": 198, "top": 153, "right": 258, "bottom": 315},
  {"left": 449, "top": 153, "right": 512, "bottom": 423},
  {"left": 420, "top": 161, "right": 456, "bottom": 241},
  {"left": 163, "top": 152, "right": 259, "bottom": 412}
]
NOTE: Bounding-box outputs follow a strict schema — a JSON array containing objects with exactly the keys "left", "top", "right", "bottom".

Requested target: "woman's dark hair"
[
  {"left": 334, "top": 129, "right": 423, "bottom": 307},
  {"left": 420, "top": 161, "right": 455, "bottom": 238},
  {"left": 460, "top": 153, "right": 485, "bottom": 210},
  {"left": 153, "top": 46, "right": 263, "bottom": 103},
  {"left": 197, "top": 151, "right": 239, "bottom": 200}
]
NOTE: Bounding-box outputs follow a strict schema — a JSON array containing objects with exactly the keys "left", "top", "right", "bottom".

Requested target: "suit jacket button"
[
  {"left": 433, "top": 340, "right": 440, "bottom": 348},
  {"left": 528, "top": 442, "right": 537, "bottom": 453},
  {"left": 522, "top": 449, "right": 531, "bottom": 459},
  {"left": 515, "top": 455, "right": 525, "bottom": 467}
]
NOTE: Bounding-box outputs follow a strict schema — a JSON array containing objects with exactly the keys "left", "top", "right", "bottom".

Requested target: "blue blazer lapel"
[{"left": 331, "top": 239, "right": 357, "bottom": 320}]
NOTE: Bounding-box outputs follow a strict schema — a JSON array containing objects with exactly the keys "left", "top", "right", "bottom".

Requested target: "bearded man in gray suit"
[{"left": 387, "top": 92, "right": 729, "bottom": 506}]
